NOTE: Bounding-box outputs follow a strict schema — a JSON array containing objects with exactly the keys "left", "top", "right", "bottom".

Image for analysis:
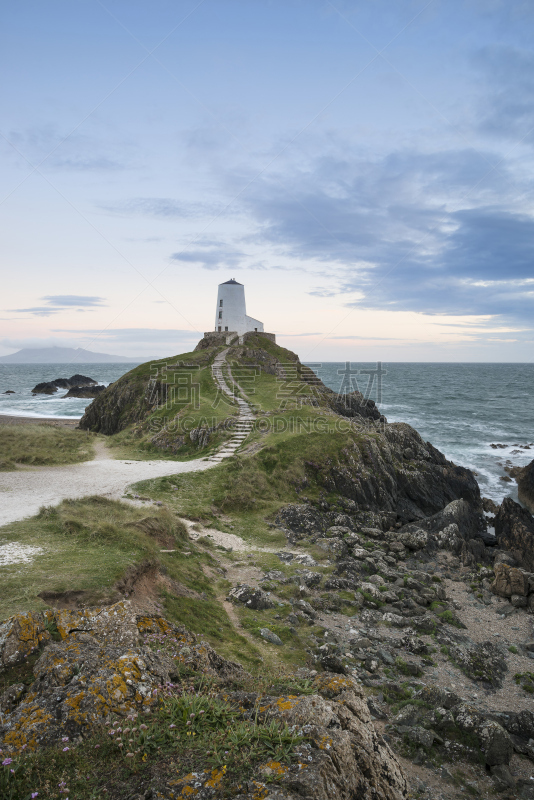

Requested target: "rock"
[
  {"left": 31, "top": 381, "right": 58, "bottom": 394},
  {"left": 377, "top": 648, "right": 396, "bottom": 665},
  {"left": 393, "top": 704, "right": 423, "bottom": 726},
  {"left": 491, "top": 563, "right": 529, "bottom": 597},
  {"left": 400, "top": 636, "right": 430, "bottom": 655},
  {"left": 315, "top": 537, "right": 348, "bottom": 558},
  {"left": 517, "top": 460, "right": 534, "bottom": 514},
  {"left": 321, "top": 653, "right": 347, "bottom": 673},
  {"left": 360, "top": 582, "right": 383, "bottom": 603},
  {"left": 294, "top": 570, "right": 322, "bottom": 588},
  {"left": 260, "top": 628, "right": 283, "bottom": 645},
  {"left": 325, "top": 525, "right": 354, "bottom": 538},
  {"left": 414, "top": 686, "right": 460, "bottom": 709},
  {"left": 293, "top": 599, "right": 317, "bottom": 619},
  {"left": 495, "top": 497, "right": 534, "bottom": 572},
  {"left": 0, "top": 683, "right": 26, "bottom": 713},
  {"left": 382, "top": 612, "right": 407, "bottom": 627},
  {"left": 511, "top": 594, "right": 528, "bottom": 607},
  {"left": 447, "top": 640, "right": 507, "bottom": 689},
  {"left": 276, "top": 429, "right": 481, "bottom": 533},
  {"left": 385, "top": 528, "right": 428, "bottom": 551},
  {"left": 326, "top": 389, "right": 384, "bottom": 422},
  {"left": 453, "top": 704, "right": 514, "bottom": 766},
  {"left": 3, "top": 389, "right": 15, "bottom": 394},
  {"left": 350, "top": 637, "right": 373, "bottom": 651},
  {"left": 407, "top": 727, "right": 434, "bottom": 749},
  {"left": 364, "top": 656, "right": 380, "bottom": 673},
  {"left": 63, "top": 385, "right": 106, "bottom": 398},
  {"left": 0, "top": 606, "right": 245, "bottom": 753},
  {"left": 490, "top": 764, "right": 516, "bottom": 790},
  {"left": 264, "top": 677, "right": 408, "bottom": 800},
  {"left": 228, "top": 584, "right": 275, "bottom": 610},
  {"left": 0, "top": 611, "right": 52, "bottom": 670},
  {"left": 32, "top": 374, "right": 97, "bottom": 394}
]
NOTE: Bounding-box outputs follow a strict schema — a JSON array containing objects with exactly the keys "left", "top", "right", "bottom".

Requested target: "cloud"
[
  {"left": 475, "top": 46, "right": 534, "bottom": 142},
  {"left": 234, "top": 144, "right": 534, "bottom": 326},
  {"left": 0, "top": 336, "right": 81, "bottom": 350},
  {"left": 54, "top": 328, "right": 199, "bottom": 344},
  {"left": 8, "top": 295, "right": 106, "bottom": 317},
  {"left": 42, "top": 295, "right": 105, "bottom": 307},
  {"left": 101, "top": 198, "right": 201, "bottom": 218},
  {"left": 6, "top": 125, "right": 129, "bottom": 171},
  {"left": 170, "top": 245, "right": 246, "bottom": 271}
]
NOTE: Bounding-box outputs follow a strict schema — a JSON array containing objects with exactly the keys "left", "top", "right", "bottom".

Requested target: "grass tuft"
[{"left": 0, "top": 424, "right": 95, "bottom": 470}]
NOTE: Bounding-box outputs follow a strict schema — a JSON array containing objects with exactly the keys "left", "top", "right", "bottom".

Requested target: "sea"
[{"left": 1, "top": 361, "right": 533, "bottom": 505}]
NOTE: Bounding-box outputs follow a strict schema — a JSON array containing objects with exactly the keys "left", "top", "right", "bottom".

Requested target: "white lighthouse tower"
[{"left": 214, "top": 279, "right": 264, "bottom": 336}]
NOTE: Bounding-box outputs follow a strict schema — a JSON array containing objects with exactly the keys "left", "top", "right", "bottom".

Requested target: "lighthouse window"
[
  {"left": 220, "top": 299, "right": 223, "bottom": 307},
  {"left": 218, "top": 311, "right": 222, "bottom": 319},
  {"left": 225, "top": 326, "right": 228, "bottom": 331}
]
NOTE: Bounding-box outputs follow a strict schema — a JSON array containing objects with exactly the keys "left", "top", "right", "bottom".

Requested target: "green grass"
[
  {"left": 0, "top": 496, "right": 283, "bottom": 671},
  {"left": 0, "top": 662, "right": 309, "bottom": 800},
  {"left": 0, "top": 496, "right": 186, "bottom": 619},
  {"left": 162, "top": 591, "right": 263, "bottom": 670},
  {"left": 0, "top": 424, "right": 95, "bottom": 471},
  {"left": 133, "top": 426, "right": 374, "bottom": 524}
]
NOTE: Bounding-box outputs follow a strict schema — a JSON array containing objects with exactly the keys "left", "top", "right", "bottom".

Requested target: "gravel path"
[{"left": 0, "top": 445, "right": 212, "bottom": 526}]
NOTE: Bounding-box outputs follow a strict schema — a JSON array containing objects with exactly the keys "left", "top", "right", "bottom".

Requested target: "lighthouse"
[{"left": 214, "top": 279, "right": 264, "bottom": 335}]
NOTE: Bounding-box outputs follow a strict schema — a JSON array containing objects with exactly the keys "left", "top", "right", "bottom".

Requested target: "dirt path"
[{"left": 0, "top": 448, "right": 213, "bottom": 527}]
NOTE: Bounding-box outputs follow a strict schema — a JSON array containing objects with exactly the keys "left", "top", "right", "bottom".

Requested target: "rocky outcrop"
[
  {"left": 517, "top": 459, "right": 534, "bottom": 514},
  {"left": 0, "top": 602, "right": 245, "bottom": 752},
  {"left": 325, "top": 390, "right": 384, "bottom": 422},
  {"left": 79, "top": 351, "right": 215, "bottom": 435},
  {"left": 275, "top": 500, "right": 488, "bottom": 569},
  {"left": 63, "top": 384, "right": 106, "bottom": 398},
  {"left": 307, "top": 423, "right": 481, "bottom": 524},
  {"left": 495, "top": 497, "right": 534, "bottom": 571},
  {"left": 259, "top": 675, "right": 408, "bottom": 800},
  {"left": 0, "top": 605, "right": 409, "bottom": 800},
  {"left": 31, "top": 374, "right": 96, "bottom": 394}
]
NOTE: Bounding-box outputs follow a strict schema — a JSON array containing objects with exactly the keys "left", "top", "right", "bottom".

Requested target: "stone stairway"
[{"left": 205, "top": 349, "right": 255, "bottom": 463}]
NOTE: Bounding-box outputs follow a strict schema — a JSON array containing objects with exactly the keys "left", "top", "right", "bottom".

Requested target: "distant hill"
[{"left": 0, "top": 347, "right": 144, "bottom": 364}]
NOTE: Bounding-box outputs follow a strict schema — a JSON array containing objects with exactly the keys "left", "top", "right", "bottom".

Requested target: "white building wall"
[
  {"left": 245, "top": 315, "right": 264, "bottom": 332},
  {"left": 214, "top": 280, "right": 264, "bottom": 335}
]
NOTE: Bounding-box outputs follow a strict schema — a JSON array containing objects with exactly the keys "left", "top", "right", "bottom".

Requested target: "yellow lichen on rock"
[
  {"left": 312, "top": 673, "right": 361, "bottom": 699},
  {"left": 0, "top": 611, "right": 51, "bottom": 669},
  {"left": 259, "top": 760, "right": 288, "bottom": 777}
]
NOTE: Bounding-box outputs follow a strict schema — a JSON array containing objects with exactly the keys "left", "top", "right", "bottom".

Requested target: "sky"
[{"left": 1, "top": 0, "right": 534, "bottom": 361}]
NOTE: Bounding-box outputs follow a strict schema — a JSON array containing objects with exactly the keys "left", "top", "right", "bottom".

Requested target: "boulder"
[
  {"left": 517, "top": 460, "right": 534, "bottom": 514},
  {"left": 32, "top": 374, "right": 97, "bottom": 394},
  {"left": 385, "top": 527, "right": 428, "bottom": 551},
  {"left": 447, "top": 640, "right": 507, "bottom": 690},
  {"left": 260, "top": 628, "right": 283, "bottom": 645},
  {"left": 63, "top": 385, "right": 106, "bottom": 398},
  {"left": 228, "top": 584, "right": 274, "bottom": 610},
  {"left": 491, "top": 563, "right": 529, "bottom": 598},
  {"left": 453, "top": 704, "right": 513, "bottom": 766},
  {"left": 495, "top": 498, "right": 534, "bottom": 572},
  {"left": 31, "top": 381, "right": 58, "bottom": 394},
  {"left": 315, "top": 537, "right": 348, "bottom": 558},
  {"left": 400, "top": 499, "right": 488, "bottom": 545}
]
